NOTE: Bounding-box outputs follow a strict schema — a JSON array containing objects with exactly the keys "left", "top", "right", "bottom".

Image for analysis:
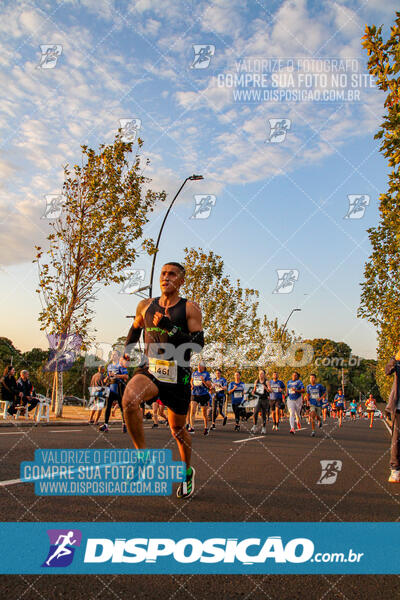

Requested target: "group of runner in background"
[
  {"left": 89, "top": 357, "right": 379, "bottom": 438},
  {"left": 185, "top": 363, "right": 379, "bottom": 437}
]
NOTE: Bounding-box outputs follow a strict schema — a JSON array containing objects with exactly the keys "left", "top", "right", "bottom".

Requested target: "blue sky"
[{"left": 0, "top": 0, "right": 397, "bottom": 357}]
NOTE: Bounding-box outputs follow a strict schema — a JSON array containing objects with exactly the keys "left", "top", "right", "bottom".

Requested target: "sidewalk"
[{"left": 0, "top": 405, "right": 125, "bottom": 427}]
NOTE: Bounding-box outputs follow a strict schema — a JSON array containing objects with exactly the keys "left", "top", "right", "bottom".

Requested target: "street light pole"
[
  {"left": 279, "top": 308, "right": 301, "bottom": 341},
  {"left": 148, "top": 174, "right": 203, "bottom": 298}
]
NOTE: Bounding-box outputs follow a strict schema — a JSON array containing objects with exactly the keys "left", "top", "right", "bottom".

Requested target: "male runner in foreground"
[{"left": 122, "top": 262, "right": 204, "bottom": 499}]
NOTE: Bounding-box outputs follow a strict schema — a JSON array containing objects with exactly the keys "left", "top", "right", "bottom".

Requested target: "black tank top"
[
  {"left": 143, "top": 297, "right": 191, "bottom": 384},
  {"left": 256, "top": 378, "right": 269, "bottom": 398}
]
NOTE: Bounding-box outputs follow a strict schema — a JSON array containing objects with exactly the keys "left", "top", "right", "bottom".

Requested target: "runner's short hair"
[
  {"left": 310, "top": 373, "right": 316, "bottom": 377},
  {"left": 164, "top": 262, "right": 185, "bottom": 276}
]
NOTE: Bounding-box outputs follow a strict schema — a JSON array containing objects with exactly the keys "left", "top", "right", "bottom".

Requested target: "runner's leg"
[
  {"left": 168, "top": 409, "right": 192, "bottom": 468},
  {"left": 116, "top": 394, "right": 125, "bottom": 424},
  {"left": 153, "top": 402, "right": 159, "bottom": 424},
  {"left": 202, "top": 405, "right": 208, "bottom": 430},
  {"left": 122, "top": 374, "right": 158, "bottom": 449},
  {"left": 261, "top": 402, "right": 267, "bottom": 427},
  {"left": 189, "top": 400, "right": 197, "bottom": 429},
  {"left": 288, "top": 400, "right": 296, "bottom": 430},
  {"left": 212, "top": 396, "right": 217, "bottom": 425},
  {"left": 103, "top": 392, "right": 115, "bottom": 425}
]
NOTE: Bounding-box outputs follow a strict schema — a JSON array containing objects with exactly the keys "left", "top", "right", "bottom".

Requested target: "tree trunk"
[
  {"left": 51, "top": 371, "right": 57, "bottom": 412},
  {"left": 55, "top": 370, "right": 64, "bottom": 417}
]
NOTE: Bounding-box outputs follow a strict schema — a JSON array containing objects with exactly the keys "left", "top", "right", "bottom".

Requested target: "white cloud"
[
  {"left": 176, "top": 75, "right": 231, "bottom": 111},
  {"left": 136, "top": 17, "right": 161, "bottom": 37},
  {"left": 200, "top": 0, "right": 243, "bottom": 35}
]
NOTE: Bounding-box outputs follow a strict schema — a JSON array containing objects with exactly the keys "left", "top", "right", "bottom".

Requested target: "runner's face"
[
  {"left": 160, "top": 265, "right": 183, "bottom": 294},
  {"left": 235, "top": 373, "right": 240, "bottom": 382},
  {"left": 272, "top": 373, "right": 278, "bottom": 381},
  {"left": 292, "top": 372, "right": 298, "bottom": 380},
  {"left": 310, "top": 376, "right": 316, "bottom": 385}
]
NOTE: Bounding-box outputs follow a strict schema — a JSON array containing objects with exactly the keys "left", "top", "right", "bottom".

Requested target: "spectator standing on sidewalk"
[
  {"left": 1, "top": 365, "right": 19, "bottom": 416},
  {"left": 89, "top": 366, "right": 107, "bottom": 425},
  {"left": 385, "top": 343, "right": 400, "bottom": 483}
]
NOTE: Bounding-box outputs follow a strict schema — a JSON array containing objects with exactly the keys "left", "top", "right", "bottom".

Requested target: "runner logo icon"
[
  {"left": 42, "top": 529, "right": 82, "bottom": 567},
  {"left": 317, "top": 460, "right": 342, "bottom": 485}
]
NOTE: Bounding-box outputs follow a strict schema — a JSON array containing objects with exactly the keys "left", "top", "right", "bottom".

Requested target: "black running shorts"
[
  {"left": 269, "top": 398, "right": 281, "bottom": 410},
  {"left": 191, "top": 393, "right": 210, "bottom": 407},
  {"left": 133, "top": 367, "right": 191, "bottom": 416}
]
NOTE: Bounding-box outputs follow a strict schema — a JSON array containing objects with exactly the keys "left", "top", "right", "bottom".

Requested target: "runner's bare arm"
[
  {"left": 125, "top": 299, "right": 151, "bottom": 352},
  {"left": 186, "top": 301, "right": 202, "bottom": 333}
]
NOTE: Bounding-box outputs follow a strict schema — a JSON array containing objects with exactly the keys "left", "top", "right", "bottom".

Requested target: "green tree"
[
  {"left": 0, "top": 337, "right": 22, "bottom": 373},
  {"left": 20, "top": 348, "right": 51, "bottom": 396},
  {"left": 348, "top": 358, "right": 381, "bottom": 403},
  {"left": 358, "top": 13, "right": 400, "bottom": 401},
  {"left": 34, "top": 134, "right": 165, "bottom": 415},
  {"left": 299, "top": 338, "right": 351, "bottom": 398},
  {"left": 180, "top": 248, "right": 297, "bottom": 382}
]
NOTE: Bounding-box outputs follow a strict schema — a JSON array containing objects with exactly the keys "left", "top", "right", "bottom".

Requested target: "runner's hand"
[
  {"left": 154, "top": 306, "right": 171, "bottom": 327},
  {"left": 133, "top": 314, "right": 144, "bottom": 328}
]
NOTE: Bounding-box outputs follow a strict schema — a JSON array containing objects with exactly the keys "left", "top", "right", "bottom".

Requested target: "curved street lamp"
[
  {"left": 279, "top": 308, "right": 301, "bottom": 341},
  {"left": 147, "top": 174, "right": 203, "bottom": 297}
]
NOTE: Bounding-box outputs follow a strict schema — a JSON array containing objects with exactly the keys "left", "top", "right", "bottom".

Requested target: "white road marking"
[
  {"left": 0, "top": 478, "right": 21, "bottom": 486},
  {"left": 0, "top": 432, "right": 31, "bottom": 435},
  {"left": 234, "top": 436, "right": 265, "bottom": 443},
  {"left": 0, "top": 460, "right": 141, "bottom": 488},
  {"left": 49, "top": 429, "right": 82, "bottom": 433}
]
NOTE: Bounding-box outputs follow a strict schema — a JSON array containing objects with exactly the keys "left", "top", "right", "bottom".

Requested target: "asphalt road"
[{"left": 0, "top": 415, "right": 398, "bottom": 599}]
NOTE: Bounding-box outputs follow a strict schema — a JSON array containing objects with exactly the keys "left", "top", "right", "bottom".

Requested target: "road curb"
[{"left": 0, "top": 420, "right": 123, "bottom": 428}]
